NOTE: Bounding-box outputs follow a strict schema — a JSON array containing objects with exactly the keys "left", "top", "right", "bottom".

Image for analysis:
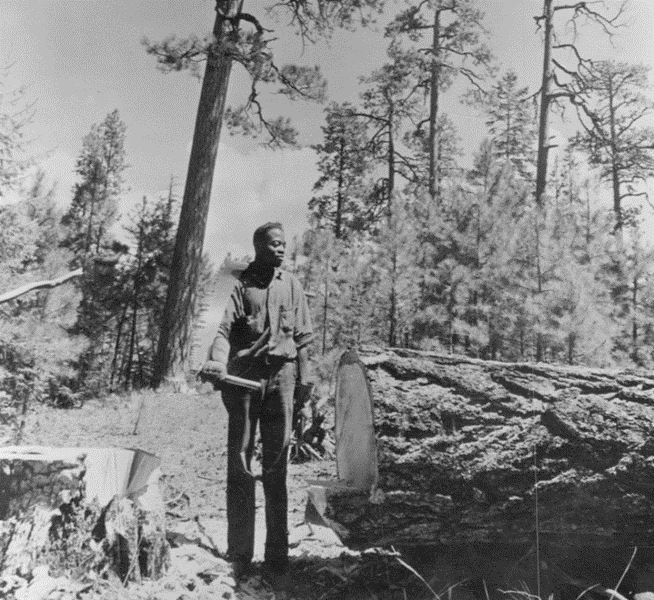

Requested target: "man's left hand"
[
  {"left": 295, "top": 381, "right": 313, "bottom": 403},
  {"left": 293, "top": 381, "right": 314, "bottom": 444}
]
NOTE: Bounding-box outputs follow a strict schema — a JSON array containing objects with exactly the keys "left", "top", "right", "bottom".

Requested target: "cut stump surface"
[{"left": 0, "top": 446, "right": 168, "bottom": 581}]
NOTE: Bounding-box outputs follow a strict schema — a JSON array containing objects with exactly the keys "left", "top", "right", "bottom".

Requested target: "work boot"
[
  {"left": 261, "top": 563, "right": 291, "bottom": 593},
  {"left": 230, "top": 558, "right": 252, "bottom": 581}
]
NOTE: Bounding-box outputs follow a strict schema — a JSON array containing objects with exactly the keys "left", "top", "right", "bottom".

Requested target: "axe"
[
  {"left": 198, "top": 327, "right": 271, "bottom": 391},
  {"left": 197, "top": 370, "right": 262, "bottom": 392}
]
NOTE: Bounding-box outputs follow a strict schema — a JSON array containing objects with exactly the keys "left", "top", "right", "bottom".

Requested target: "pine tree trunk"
[
  {"left": 535, "top": 0, "right": 554, "bottom": 207},
  {"left": 126, "top": 222, "right": 144, "bottom": 389},
  {"left": 535, "top": 208, "right": 544, "bottom": 362},
  {"left": 153, "top": 0, "right": 243, "bottom": 387},
  {"left": 428, "top": 7, "right": 441, "bottom": 204},
  {"left": 110, "top": 304, "right": 130, "bottom": 388},
  {"left": 387, "top": 105, "right": 398, "bottom": 347},
  {"left": 322, "top": 260, "right": 329, "bottom": 355},
  {"left": 388, "top": 245, "right": 398, "bottom": 347},
  {"left": 336, "top": 137, "right": 345, "bottom": 239},
  {"left": 608, "top": 78, "right": 621, "bottom": 226},
  {"left": 632, "top": 275, "right": 639, "bottom": 363}
]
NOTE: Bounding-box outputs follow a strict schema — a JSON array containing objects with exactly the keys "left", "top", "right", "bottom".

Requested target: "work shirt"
[{"left": 210, "top": 262, "right": 313, "bottom": 368}]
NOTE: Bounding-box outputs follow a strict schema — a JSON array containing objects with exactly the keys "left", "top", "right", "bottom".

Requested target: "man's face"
[{"left": 256, "top": 228, "right": 286, "bottom": 267}]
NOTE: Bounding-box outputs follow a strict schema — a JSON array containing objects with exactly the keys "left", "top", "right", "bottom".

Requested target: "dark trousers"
[{"left": 222, "top": 360, "right": 296, "bottom": 571}]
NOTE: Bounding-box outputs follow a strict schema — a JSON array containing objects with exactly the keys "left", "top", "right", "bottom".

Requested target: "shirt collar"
[{"left": 242, "top": 262, "right": 285, "bottom": 286}]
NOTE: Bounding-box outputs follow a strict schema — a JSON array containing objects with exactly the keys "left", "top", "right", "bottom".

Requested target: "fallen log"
[
  {"left": 307, "top": 347, "right": 654, "bottom": 553},
  {"left": 0, "top": 446, "right": 168, "bottom": 581}
]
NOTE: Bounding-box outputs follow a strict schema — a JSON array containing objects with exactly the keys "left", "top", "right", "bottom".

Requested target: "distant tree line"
[
  {"left": 300, "top": 0, "right": 654, "bottom": 368},
  {"left": 0, "top": 0, "right": 652, "bottom": 426},
  {"left": 0, "top": 107, "right": 211, "bottom": 427}
]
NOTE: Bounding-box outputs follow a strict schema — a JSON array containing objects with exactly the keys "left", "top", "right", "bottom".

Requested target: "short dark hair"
[{"left": 253, "top": 222, "right": 284, "bottom": 250}]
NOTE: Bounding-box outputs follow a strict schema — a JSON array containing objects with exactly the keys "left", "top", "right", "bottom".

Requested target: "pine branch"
[
  {"left": 268, "top": 0, "right": 383, "bottom": 43},
  {"left": 141, "top": 35, "right": 212, "bottom": 76},
  {"left": 237, "top": 12, "right": 273, "bottom": 35},
  {"left": 272, "top": 64, "right": 327, "bottom": 101}
]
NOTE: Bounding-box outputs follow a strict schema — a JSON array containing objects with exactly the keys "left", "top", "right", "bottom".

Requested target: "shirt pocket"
[
  {"left": 279, "top": 306, "right": 293, "bottom": 336},
  {"left": 246, "top": 315, "right": 262, "bottom": 334}
]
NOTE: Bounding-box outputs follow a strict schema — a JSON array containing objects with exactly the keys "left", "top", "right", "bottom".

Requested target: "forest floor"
[{"left": 14, "top": 388, "right": 441, "bottom": 600}]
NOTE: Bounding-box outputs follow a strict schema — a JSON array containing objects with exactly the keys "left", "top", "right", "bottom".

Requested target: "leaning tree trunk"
[{"left": 153, "top": 0, "right": 242, "bottom": 388}]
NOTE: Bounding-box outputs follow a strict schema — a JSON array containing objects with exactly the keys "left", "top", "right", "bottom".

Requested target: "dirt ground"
[{"left": 16, "top": 389, "right": 441, "bottom": 600}]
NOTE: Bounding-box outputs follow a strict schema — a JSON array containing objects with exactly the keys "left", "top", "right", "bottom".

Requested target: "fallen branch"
[{"left": 0, "top": 268, "right": 83, "bottom": 304}]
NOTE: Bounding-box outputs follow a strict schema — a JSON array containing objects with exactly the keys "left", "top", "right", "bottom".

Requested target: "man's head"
[{"left": 253, "top": 222, "right": 286, "bottom": 267}]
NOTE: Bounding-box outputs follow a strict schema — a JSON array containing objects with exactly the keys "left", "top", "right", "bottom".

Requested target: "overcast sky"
[{"left": 1, "top": 0, "right": 653, "bottom": 263}]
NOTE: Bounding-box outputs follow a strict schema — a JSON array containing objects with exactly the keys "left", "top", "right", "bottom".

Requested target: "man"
[{"left": 202, "top": 222, "right": 313, "bottom": 592}]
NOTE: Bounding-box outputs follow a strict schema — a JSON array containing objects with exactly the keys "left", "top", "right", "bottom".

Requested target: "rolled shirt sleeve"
[
  {"left": 293, "top": 276, "right": 313, "bottom": 350},
  {"left": 293, "top": 277, "right": 313, "bottom": 350},
  {"left": 209, "top": 285, "right": 242, "bottom": 365}
]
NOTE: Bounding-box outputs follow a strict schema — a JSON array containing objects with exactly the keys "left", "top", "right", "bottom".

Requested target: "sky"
[{"left": 0, "top": 0, "right": 653, "bottom": 265}]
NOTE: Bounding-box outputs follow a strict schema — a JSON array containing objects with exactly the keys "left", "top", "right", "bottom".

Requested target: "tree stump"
[{"left": 0, "top": 446, "right": 168, "bottom": 581}]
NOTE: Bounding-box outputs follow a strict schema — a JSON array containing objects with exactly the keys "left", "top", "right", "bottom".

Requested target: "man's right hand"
[{"left": 199, "top": 360, "right": 227, "bottom": 383}]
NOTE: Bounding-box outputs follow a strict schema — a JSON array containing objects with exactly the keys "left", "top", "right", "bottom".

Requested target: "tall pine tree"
[
  {"left": 309, "top": 102, "right": 371, "bottom": 238},
  {"left": 467, "top": 70, "right": 537, "bottom": 181},
  {"left": 61, "top": 109, "right": 127, "bottom": 264}
]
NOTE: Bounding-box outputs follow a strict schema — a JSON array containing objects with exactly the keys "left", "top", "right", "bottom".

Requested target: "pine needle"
[
  {"left": 395, "top": 556, "right": 440, "bottom": 600},
  {"left": 575, "top": 583, "right": 600, "bottom": 600},
  {"left": 497, "top": 589, "right": 541, "bottom": 600},
  {"left": 609, "top": 546, "right": 637, "bottom": 600}
]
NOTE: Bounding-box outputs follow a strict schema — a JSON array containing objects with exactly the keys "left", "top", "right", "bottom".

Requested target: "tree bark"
[
  {"left": 387, "top": 99, "right": 398, "bottom": 348},
  {"left": 535, "top": 208, "right": 544, "bottom": 361},
  {"left": 308, "top": 347, "right": 654, "bottom": 551},
  {"left": 608, "top": 74, "right": 624, "bottom": 250},
  {"left": 428, "top": 7, "right": 441, "bottom": 204},
  {"left": 336, "top": 136, "right": 345, "bottom": 239},
  {"left": 153, "top": 0, "right": 243, "bottom": 388},
  {"left": 126, "top": 217, "right": 145, "bottom": 390},
  {"left": 322, "top": 258, "right": 329, "bottom": 355},
  {"left": 535, "top": 0, "right": 554, "bottom": 207}
]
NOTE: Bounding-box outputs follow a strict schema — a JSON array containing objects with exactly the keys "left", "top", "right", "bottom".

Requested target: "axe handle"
[{"left": 223, "top": 374, "right": 262, "bottom": 391}]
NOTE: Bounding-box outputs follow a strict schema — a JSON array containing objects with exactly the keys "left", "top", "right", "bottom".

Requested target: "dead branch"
[
  {"left": 236, "top": 12, "right": 273, "bottom": 35},
  {"left": 0, "top": 269, "right": 83, "bottom": 305}
]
